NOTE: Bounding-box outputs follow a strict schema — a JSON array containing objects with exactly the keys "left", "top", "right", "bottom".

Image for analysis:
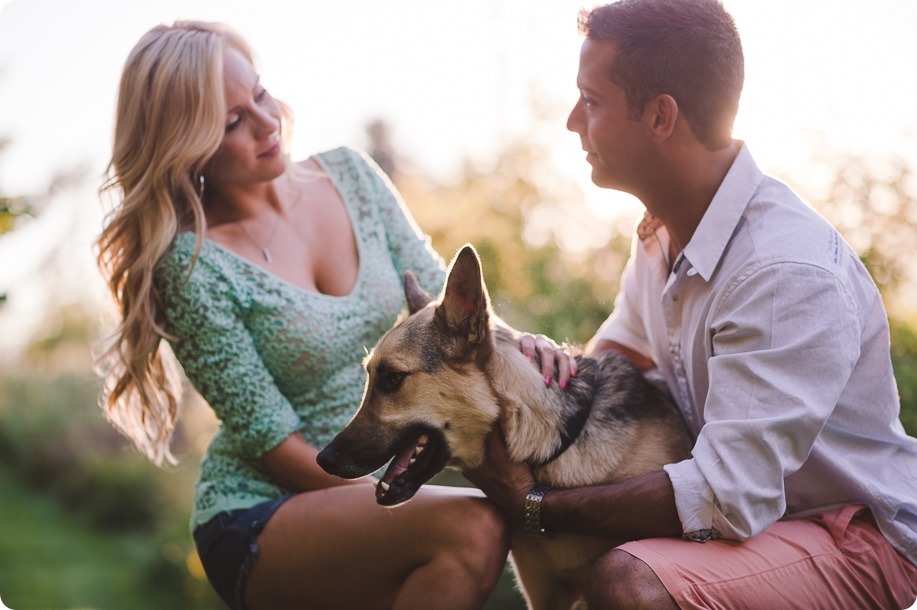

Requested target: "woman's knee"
[{"left": 585, "top": 548, "right": 676, "bottom": 610}]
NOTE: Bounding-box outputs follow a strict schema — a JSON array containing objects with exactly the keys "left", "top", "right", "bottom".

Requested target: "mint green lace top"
[{"left": 155, "top": 147, "right": 446, "bottom": 532}]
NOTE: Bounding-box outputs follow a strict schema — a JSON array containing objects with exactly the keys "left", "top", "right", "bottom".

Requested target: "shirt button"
[{"left": 687, "top": 268, "right": 698, "bottom": 277}]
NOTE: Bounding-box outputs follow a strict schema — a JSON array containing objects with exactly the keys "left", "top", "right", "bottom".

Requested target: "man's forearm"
[{"left": 540, "top": 470, "right": 683, "bottom": 541}]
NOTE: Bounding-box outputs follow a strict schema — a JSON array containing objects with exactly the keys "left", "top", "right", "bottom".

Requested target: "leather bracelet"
[{"left": 523, "top": 482, "right": 552, "bottom": 536}]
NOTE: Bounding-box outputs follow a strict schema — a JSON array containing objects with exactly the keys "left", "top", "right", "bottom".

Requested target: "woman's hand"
[{"left": 518, "top": 333, "right": 578, "bottom": 389}]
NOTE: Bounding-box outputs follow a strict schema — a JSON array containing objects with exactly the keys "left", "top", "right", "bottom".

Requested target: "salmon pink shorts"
[{"left": 619, "top": 505, "right": 917, "bottom": 609}]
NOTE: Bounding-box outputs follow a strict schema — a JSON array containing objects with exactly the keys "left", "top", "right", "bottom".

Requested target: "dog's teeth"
[
  {"left": 414, "top": 445, "right": 425, "bottom": 455},
  {"left": 379, "top": 481, "right": 390, "bottom": 492},
  {"left": 418, "top": 434, "right": 429, "bottom": 446},
  {"left": 409, "top": 457, "right": 417, "bottom": 465}
]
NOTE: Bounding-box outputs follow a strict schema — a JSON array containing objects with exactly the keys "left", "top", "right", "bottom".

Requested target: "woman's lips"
[{"left": 259, "top": 142, "right": 281, "bottom": 158}]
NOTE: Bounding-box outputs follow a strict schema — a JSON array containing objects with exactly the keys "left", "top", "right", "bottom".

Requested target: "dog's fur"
[{"left": 317, "top": 245, "right": 692, "bottom": 609}]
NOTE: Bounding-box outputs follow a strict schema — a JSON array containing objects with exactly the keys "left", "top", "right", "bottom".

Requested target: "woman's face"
[{"left": 205, "top": 46, "right": 286, "bottom": 188}]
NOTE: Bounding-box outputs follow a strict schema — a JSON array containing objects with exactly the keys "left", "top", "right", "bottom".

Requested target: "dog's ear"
[
  {"left": 436, "top": 245, "right": 491, "bottom": 344},
  {"left": 403, "top": 271, "right": 433, "bottom": 314}
]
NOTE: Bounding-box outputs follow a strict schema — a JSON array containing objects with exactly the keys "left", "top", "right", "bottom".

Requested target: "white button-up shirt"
[{"left": 595, "top": 143, "right": 917, "bottom": 564}]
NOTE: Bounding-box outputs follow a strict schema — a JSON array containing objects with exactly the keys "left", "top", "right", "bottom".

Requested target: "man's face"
[{"left": 567, "top": 40, "right": 651, "bottom": 194}]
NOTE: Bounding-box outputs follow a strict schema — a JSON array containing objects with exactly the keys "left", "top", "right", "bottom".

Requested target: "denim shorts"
[{"left": 192, "top": 495, "right": 292, "bottom": 610}]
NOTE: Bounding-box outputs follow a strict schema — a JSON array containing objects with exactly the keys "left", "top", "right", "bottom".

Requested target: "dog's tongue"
[{"left": 375, "top": 443, "right": 416, "bottom": 500}]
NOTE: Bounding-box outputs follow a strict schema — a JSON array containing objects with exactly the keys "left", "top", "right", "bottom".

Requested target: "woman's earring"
[{"left": 197, "top": 174, "right": 205, "bottom": 199}]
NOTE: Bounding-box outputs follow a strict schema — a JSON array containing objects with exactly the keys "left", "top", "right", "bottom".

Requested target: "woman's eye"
[
  {"left": 225, "top": 114, "right": 242, "bottom": 132},
  {"left": 255, "top": 87, "right": 268, "bottom": 103}
]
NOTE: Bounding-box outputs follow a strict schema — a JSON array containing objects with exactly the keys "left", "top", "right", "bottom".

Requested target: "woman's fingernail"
[
  {"left": 544, "top": 375, "right": 551, "bottom": 386},
  {"left": 561, "top": 379, "right": 568, "bottom": 390}
]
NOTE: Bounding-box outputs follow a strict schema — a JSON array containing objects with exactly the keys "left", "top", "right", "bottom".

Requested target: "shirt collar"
[{"left": 681, "top": 142, "right": 764, "bottom": 282}]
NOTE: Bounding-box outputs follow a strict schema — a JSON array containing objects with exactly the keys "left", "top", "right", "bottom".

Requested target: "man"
[{"left": 466, "top": 0, "right": 917, "bottom": 607}]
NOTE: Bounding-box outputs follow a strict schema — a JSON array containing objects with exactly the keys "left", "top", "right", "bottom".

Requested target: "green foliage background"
[{"left": 0, "top": 129, "right": 915, "bottom": 609}]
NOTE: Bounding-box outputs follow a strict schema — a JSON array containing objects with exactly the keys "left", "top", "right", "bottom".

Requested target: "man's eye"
[{"left": 377, "top": 371, "right": 408, "bottom": 395}]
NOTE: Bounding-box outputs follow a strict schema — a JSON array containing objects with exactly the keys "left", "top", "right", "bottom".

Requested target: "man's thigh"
[{"left": 617, "top": 505, "right": 917, "bottom": 610}]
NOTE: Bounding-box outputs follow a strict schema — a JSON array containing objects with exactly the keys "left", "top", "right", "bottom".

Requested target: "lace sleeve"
[
  {"left": 156, "top": 246, "right": 303, "bottom": 460},
  {"left": 352, "top": 149, "right": 446, "bottom": 295}
]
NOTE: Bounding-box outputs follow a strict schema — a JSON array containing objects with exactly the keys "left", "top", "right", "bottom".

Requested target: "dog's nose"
[{"left": 315, "top": 445, "right": 339, "bottom": 474}]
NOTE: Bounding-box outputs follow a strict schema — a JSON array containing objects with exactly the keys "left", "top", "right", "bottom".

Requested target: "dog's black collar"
[{"left": 525, "top": 397, "right": 593, "bottom": 470}]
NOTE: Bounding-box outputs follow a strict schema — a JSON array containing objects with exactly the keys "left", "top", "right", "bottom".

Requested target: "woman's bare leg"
[{"left": 244, "top": 483, "right": 510, "bottom": 610}]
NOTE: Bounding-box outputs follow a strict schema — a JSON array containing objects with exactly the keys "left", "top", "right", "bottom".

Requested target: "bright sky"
[{"left": 0, "top": 0, "right": 916, "bottom": 355}]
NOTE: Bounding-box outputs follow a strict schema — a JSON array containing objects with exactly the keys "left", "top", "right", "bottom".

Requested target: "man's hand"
[{"left": 464, "top": 429, "right": 536, "bottom": 528}]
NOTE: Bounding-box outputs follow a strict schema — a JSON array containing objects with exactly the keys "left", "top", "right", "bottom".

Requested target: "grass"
[
  {"left": 0, "top": 461, "right": 523, "bottom": 610},
  {"left": 0, "top": 464, "right": 220, "bottom": 610}
]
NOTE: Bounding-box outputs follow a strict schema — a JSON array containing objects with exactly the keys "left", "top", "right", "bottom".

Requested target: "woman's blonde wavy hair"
[{"left": 95, "top": 21, "right": 290, "bottom": 465}]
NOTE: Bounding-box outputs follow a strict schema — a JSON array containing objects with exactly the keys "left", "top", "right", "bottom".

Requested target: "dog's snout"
[
  {"left": 316, "top": 439, "right": 377, "bottom": 479},
  {"left": 316, "top": 445, "right": 340, "bottom": 475}
]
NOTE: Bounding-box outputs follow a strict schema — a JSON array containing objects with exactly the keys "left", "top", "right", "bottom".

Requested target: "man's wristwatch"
[{"left": 523, "top": 482, "right": 552, "bottom": 536}]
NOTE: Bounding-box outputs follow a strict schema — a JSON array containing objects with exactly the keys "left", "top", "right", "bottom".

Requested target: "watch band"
[{"left": 523, "top": 482, "right": 552, "bottom": 536}]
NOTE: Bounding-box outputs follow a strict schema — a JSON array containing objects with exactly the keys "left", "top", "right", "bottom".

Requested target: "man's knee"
[{"left": 585, "top": 548, "right": 677, "bottom": 610}]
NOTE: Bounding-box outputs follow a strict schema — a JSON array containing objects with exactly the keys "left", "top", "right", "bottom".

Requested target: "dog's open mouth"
[{"left": 375, "top": 428, "right": 449, "bottom": 506}]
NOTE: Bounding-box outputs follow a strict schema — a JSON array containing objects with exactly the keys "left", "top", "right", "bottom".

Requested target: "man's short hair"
[{"left": 579, "top": 0, "right": 744, "bottom": 150}]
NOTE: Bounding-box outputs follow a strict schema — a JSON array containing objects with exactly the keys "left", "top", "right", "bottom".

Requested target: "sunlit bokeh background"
[
  {"left": 1, "top": 1, "right": 916, "bottom": 608},
  {"left": 1, "top": 0, "right": 915, "bottom": 357}
]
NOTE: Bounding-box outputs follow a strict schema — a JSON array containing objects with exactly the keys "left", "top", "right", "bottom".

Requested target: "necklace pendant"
[{"left": 262, "top": 247, "right": 273, "bottom": 264}]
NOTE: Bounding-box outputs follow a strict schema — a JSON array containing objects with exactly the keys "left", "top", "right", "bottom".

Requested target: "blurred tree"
[
  {"left": 891, "top": 318, "right": 917, "bottom": 435},
  {"left": 0, "top": 137, "right": 31, "bottom": 235},
  {"left": 395, "top": 129, "right": 632, "bottom": 346},
  {"left": 0, "top": 134, "right": 88, "bottom": 313},
  {"left": 21, "top": 298, "right": 99, "bottom": 374},
  {"left": 0, "top": 136, "right": 84, "bottom": 235},
  {"left": 366, "top": 118, "right": 398, "bottom": 179}
]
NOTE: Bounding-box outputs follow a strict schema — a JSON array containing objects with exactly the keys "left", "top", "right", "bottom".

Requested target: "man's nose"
[{"left": 566, "top": 99, "right": 583, "bottom": 133}]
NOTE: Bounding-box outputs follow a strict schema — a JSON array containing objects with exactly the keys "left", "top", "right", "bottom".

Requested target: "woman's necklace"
[
  {"left": 228, "top": 172, "right": 309, "bottom": 265},
  {"left": 235, "top": 213, "right": 282, "bottom": 264}
]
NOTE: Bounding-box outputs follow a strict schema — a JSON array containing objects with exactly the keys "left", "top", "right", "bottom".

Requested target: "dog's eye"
[{"left": 377, "top": 371, "right": 408, "bottom": 395}]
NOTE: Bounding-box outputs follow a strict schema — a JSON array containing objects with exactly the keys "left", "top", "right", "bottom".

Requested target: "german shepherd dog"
[{"left": 318, "top": 245, "right": 692, "bottom": 609}]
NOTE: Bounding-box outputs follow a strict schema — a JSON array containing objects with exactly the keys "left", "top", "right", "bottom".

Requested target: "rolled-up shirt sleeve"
[{"left": 665, "top": 261, "right": 861, "bottom": 541}]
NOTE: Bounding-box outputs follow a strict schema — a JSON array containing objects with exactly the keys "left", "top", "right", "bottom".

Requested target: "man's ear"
[{"left": 646, "top": 94, "right": 679, "bottom": 141}]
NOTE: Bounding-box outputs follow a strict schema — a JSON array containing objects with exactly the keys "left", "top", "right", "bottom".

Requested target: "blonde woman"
[{"left": 95, "top": 21, "right": 511, "bottom": 610}]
